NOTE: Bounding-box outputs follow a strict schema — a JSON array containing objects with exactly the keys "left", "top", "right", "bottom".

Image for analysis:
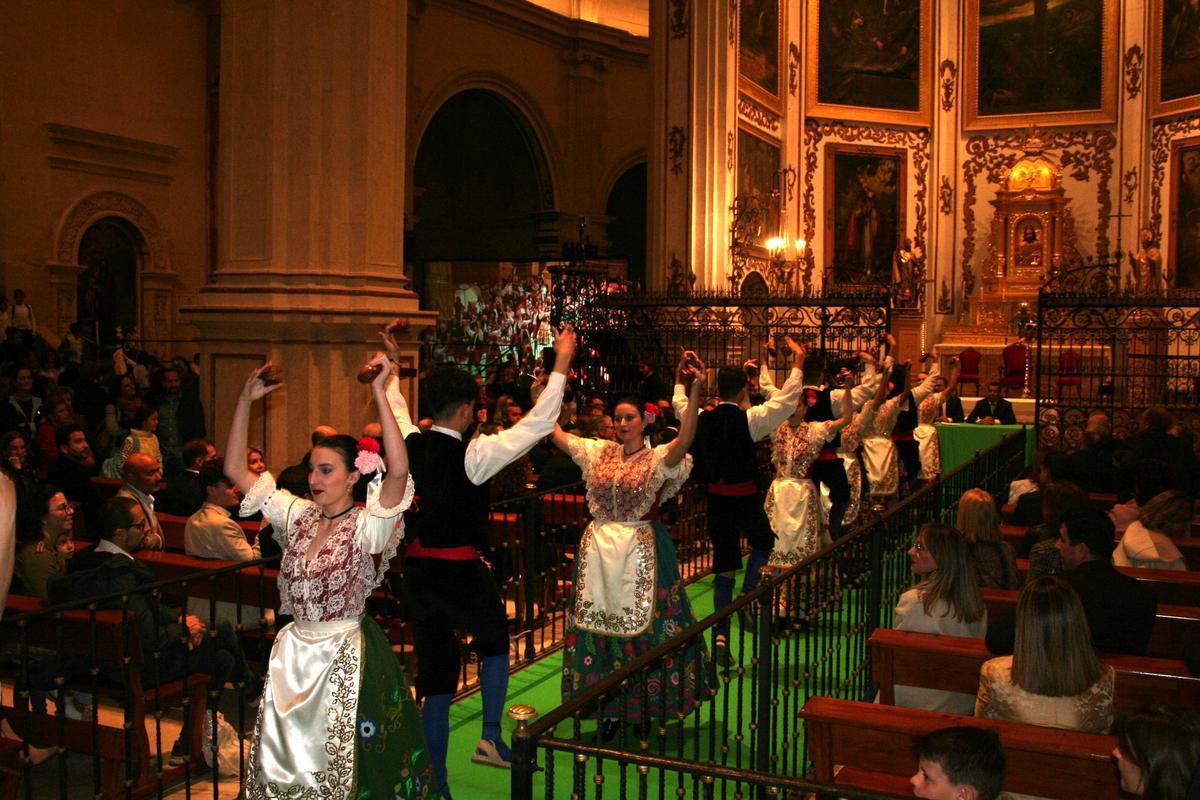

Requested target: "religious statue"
[
  {"left": 1015, "top": 224, "right": 1043, "bottom": 269},
  {"left": 892, "top": 237, "right": 925, "bottom": 306},
  {"left": 1128, "top": 226, "right": 1163, "bottom": 293},
  {"left": 666, "top": 252, "right": 696, "bottom": 295}
]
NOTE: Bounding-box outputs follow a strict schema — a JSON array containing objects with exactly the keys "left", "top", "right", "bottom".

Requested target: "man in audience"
[
  {"left": 48, "top": 495, "right": 255, "bottom": 765},
  {"left": 48, "top": 423, "right": 101, "bottom": 531},
  {"left": 184, "top": 459, "right": 257, "bottom": 561},
  {"left": 932, "top": 374, "right": 965, "bottom": 423},
  {"left": 146, "top": 365, "right": 206, "bottom": 479},
  {"left": 115, "top": 453, "right": 165, "bottom": 550},
  {"left": 1065, "top": 412, "right": 1118, "bottom": 494},
  {"left": 1126, "top": 406, "right": 1197, "bottom": 498},
  {"left": 966, "top": 381, "right": 1016, "bottom": 425},
  {"left": 1011, "top": 450, "right": 1070, "bottom": 527},
  {"left": 911, "top": 726, "right": 1006, "bottom": 800},
  {"left": 156, "top": 438, "right": 216, "bottom": 516},
  {"left": 987, "top": 506, "right": 1157, "bottom": 655}
]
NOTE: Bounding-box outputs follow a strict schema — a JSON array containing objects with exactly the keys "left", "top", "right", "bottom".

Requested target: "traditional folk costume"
[
  {"left": 560, "top": 439, "right": 711, "bottom": 719},
  {"left": 764, "top": 420, "right": 841, "bottom": 567},
  {"left": 242, "top": 472, "right": 433, "bottom": 800},
  {"left": 914, "top": 391, "right": 946, "bottom": 481},
  {"left": 861, "top": 367, "right": 938, "bottom": 501},
  {"left": 818, "top": 401, "right": 880, "bottom": 538}
]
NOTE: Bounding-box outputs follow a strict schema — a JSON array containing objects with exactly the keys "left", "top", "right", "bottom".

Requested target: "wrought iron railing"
[{"left": 512, "top": 429, "right": 1027, "bottom": 800}]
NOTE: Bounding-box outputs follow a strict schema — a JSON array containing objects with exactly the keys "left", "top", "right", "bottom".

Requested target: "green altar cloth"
[{"left": 935, "top": 423, "right": 1035, "bottom": 475}]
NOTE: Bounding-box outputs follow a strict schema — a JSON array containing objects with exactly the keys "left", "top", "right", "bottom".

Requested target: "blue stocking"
[
  {"left": 480, "top": 654, "right": 509, "bottom": 745},
  {"left": 422, "top": 693, "right": 453, "bottom": 797},
  {"left": 740, "top": 548, "right": 771, "bottom": 594},
  {"left": 713, "top": 574, "right": 735, "bottom": 638}
]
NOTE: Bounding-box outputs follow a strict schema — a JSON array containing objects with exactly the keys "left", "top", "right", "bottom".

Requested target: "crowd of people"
[{"left": 2, "top": 278, "right": 1200, "bottom": 798}]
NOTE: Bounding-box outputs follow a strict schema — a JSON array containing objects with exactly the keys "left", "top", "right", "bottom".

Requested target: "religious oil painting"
[
  {"left": 1170, "top": 136, "right": 1200, "bottom": 289},
  {"left": 737, "top": 127, "right": 782, "bottom": 246},
  {"left": 824, "top": 144, "right": 906, "bottom": 283},
  {"left": 739, "top": 0, "right": 784, "bottom": 106},
  {"left": 1151, "top": 0, "right": 1200, "bottom": 117},
  {"left": 806, "top": 0, "right": 932, "bottom": 126},
  {"left": 964, "top": 0, "right": 1117, "bottom": 129}
]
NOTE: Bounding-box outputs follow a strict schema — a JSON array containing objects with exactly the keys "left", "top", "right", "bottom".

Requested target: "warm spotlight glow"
[
  {"left": 795, "top": 238, "right": 807, "bottom": 252},
  {"left": 765, "top": 236, "right": 785, "bottom": 254}
]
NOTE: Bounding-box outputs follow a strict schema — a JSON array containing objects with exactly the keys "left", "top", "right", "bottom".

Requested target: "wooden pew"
[
  {"left": 981, "top": 587, "right": 1200, "bottom": 659},
  {"left": 156, "top": 512, "right": 261, "bottom": 554},
  {"left": 871, "top": 628, "right": 1200, "bottom": 713},
  {"left": 1002, "top": 524, "right": 1200, "bottom": 571},
  {"left": 801, "top": 696, "right": 1122, "bottom": 799},
  {"left": 0, "top": 594, "right": 209, "bottom": 799},
  {"left": 135, "top": 550, "right": 282, "bottom": 613},
  {"left": 1013, "top": 558, "right": 1200, "bottom": 606}
]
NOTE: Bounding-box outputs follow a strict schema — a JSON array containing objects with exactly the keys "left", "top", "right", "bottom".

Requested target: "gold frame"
[
  {"left": 963, "top": 0, "right": 1118, "bottom": 130},
  {"left": 822, "top": 142, "right": 908, "bottom": 276},
  {"left": 739, "top": 0, "right": 787, "bottom": 110},
  {"left": 1151, "top": 0, "right": 1200, "bottom": 118},
  {"left": 1168, "top": 134, "right": 1200, "bottom": 283},
  {"left": 805, "top": 0, "right": 932, "bottom": 127},
  {"left": 736, "top": 123, "right": 784, "bottom": 256}
]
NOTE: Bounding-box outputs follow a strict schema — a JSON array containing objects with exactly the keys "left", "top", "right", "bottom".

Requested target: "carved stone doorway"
[{"left": 77, "top": 216, "right": 143, "bottom": 345}]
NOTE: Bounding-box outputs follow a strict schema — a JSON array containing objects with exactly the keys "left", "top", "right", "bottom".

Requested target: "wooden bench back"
[
  {"left": 1009, "top": 558, "right": 1200, "bottom": 606},
  {"left": 134, "top": 550, "right": 282, "bottom": 610},
  {"left": 1001, "top": 524, "right": 1200, "bottom": 572},
  {"left": 801, "top": 696, "right": 1122, "bottom": 799},
  {"left": 870, "top": 628, "right": 1200, "bottom": 713}
]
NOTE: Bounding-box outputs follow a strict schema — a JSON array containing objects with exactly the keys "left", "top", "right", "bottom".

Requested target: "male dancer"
[
  {"left": 802, "top": 342, "right": 887, "bottom": 539},
  {"left": 384, "top": 326, "right": 576, "bottom": 799},
  {"left": 675, "top": 337, "right": 803, "bottom": 664}
]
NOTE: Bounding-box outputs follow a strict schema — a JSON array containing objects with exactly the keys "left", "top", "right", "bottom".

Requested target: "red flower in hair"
[
  {"left": 804, "top": 389, "right": 818, "bottom": 408},
  {"left": 357, "top": 437, "right": 381, "bottom": 454}
]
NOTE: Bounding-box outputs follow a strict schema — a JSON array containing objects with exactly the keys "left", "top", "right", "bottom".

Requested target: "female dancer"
[
  {"left": 226, "top": 356, "right": 433, "bottom": 800},
  {"left": 553, "top": 356, "right": 710, "bottom": 739},
  {"left": 861, "top": 340, "right": 939, "bottom": 504},
  {"left": 913, "top": 356, "right": 960, "bottom": 482}
]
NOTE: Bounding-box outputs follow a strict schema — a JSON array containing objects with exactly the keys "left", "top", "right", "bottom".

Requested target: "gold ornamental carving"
[
  {"left": 737, "top": 95, "right": 782, "bottom": 135},
  {"left": 1149, "top": 116, "right": 1200, "bottom": 245}
]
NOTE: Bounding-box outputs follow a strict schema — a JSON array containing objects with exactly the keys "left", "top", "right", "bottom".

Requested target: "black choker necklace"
[
  {"left": 320, "top": 505, "right": 355, "bottom": 521},
  {"left": 622, "top": 444, "right": 646, "bottom": 457}
]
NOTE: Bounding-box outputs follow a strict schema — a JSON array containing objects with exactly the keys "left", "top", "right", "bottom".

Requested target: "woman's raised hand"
[
  {"left": 368, "top": 353, "right": 392, "bottom": 392},
  {"left": 240, "top": 362, "right": 283, "bottom": 403}
]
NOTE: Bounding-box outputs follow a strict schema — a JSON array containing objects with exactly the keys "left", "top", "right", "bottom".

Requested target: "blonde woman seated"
[
  {"left": 1113, "top": 490, "right": 1191, "bottom": 571},
  {"left": 894, "top": 523, "right": 987, "bottom": 714},
  {"left": 976, "top": 576, "right": 1114, "bottom": 733},
  {"left": 957, "top": 488, "right": 1020, "bottom": 589}
]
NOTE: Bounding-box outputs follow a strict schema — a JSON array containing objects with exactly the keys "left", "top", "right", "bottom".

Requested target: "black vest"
[
  {"left": 804, "top": 386, "right": 843, "bottom": 450},
  {"left": 692, "top": 404, "right": 757, "bottom": 486},
  {"left": 894, "top": 394, "right": 919, "bottom": 435},
  {"left": 403, "top": 430, "right": 491, "bottom": 550}
]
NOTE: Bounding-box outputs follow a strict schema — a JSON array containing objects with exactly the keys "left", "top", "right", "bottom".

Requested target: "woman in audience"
[
  {"left": 0, "top": 431, "right": 39, "bottom": 503},
  {"left": 976, "top": 576, "right": 1114, "bottom": 732},
  {"left": 894, "top": 523, "right": 987, "bottom": 714},
  {"left": 246, "top": 445, "right": 268, "bottom": 476},
  {"left": 956, "top": 488, "right": 1020, "bottom": 589},
  {"left": 227, "top": 357, "right": 432, "bottom": 798},
  {"left": 13, "top": 484, "right": 74, "bottom": 599},
  {"left": 104, "top": 405, "right": 160, "bottom": 477},
  {"left": 1023, "top": 481, "right": 1089, "bottom": 577},
  {"left": 1113, "top": 490, "right": 1191, "bottom": 571},
  {"left": 551, "top": 361, "right": 710, "bottom": 741},
  {"left": 1114, "top": 706, "right": 1200, "bottom": 798},
  {"left": 103, "top": 372, "right": 143, "bottom": 453}
]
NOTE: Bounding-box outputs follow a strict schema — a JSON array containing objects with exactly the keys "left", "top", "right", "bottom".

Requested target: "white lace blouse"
[{"left": 566, "top": 439, "right": 691, "bottom": 524}]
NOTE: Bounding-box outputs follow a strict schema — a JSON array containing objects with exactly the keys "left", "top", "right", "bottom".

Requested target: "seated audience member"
[
  {"left": 184, "top": 459, "right": 258, "bottom": 562},
  {"left": 1110, "top": 459, "right": 1174, "bottom": 534},
  {"left": 932, "top": 374, "right": 965, "bottom": 423},
  {"left": 493, "top": 395, "right": 523, "bottom": 428},
  {"left": 987, "top": 506, "right": 1157, "bottom": 656},
  {"left": 1114, "top": 490, "right": 1191, "bottom": 571},
  {"left": 1007, "top": 448, "right": 1050, "bottom": 505},
  {"left": 34, "top": 395, "right": 75, "bottom": 474},
  {"left": 1127, "top": 406, "right": 1197, "bottom": 499},
  {"left": 910, "top": 726, "right": 1006, "bottom": 800},
  {"left": 156, "top": 437, "right": 216, "bottom": 516},
  {"left": 536, "top": 414, "right": 610, "bottom": 490},
  {"left": 14, "top": 484, "right": 75, "bottom": 599},
  {"left": 105, "top": 404, "right": 161, "bottom": 477},
  {"left": 0, "top": 431, "right": 39, "bottom": 504},
  {"left": 1065, "top": 412, "right": 1118, "bottom": 494},
  {"left": 956, "top": 488, "right": 1019, "bottom": 589},
  {"left": 1024, "top": 481, "right": 1089, "bottom": 576},
  {"left": 1113, "top": 707, "right": 1200, "bottom": 799},
  {"left": 1, "top": 365, "right": 42, "bottom": 440},
  {"left": 47, "top": 423, "right": 101, "bottom": 530},
  {"left": 965, "top": 381, "right": 1016, "bottom": 426},
  {"left": 114, "top": 453, "right": 165, "bottom": 550},
  {"left": 976, "top": 576, "right": 1114, "bottom": 733},
  {"left": 246, "top": 445, "right": 267, "bottom": 477},
  {"left": 1011, "top": 450, "right": 1070, "bottom": 527},
  {"left": 48, "top": 495, "right": 256, "bottom": 764},
  {"left": 288, "top": 424, "right": 337, "bottom": 472},
  {"left": 894, "top": 523, "right": 987, "bottom": 714}
]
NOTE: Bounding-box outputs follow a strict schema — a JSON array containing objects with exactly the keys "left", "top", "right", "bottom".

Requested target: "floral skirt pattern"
[
  {"left": 561, "top": 522, "right": 713, "bottom": 722},
  {"left": 355, "top": 617, "right": 434, "bottom": 800}
]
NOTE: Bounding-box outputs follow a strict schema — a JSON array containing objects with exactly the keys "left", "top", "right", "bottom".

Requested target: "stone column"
[{"left": 181, "top": 0, "right": 434, "bottom": 468}]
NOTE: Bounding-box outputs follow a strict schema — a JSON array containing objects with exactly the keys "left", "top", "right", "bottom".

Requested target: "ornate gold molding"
[
  {"left": 1123, "top": 44, "right": 1144, "bottom": 100},
  {"left": 960, "top": 130, "right": 1117, "bottom": 272},
  {"left": 939, "top": 59, "right": 957, "bottom": 113},
  {"left": 737, "top": 94, "right": 782, "bottom": 135},
  {"left": 1149, "top": 115, "right": 1200, "bottom": 243},
  {"left": 939, "top": 176, "right": 954, "bottom": 215},
  {"left": 802, "top": 120, "right": 931, "bottom": 279},
  {"left": 668, "top": 127, "right": 686, "bottom": 176}
]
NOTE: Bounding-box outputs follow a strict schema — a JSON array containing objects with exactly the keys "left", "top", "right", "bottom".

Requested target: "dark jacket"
[
  {"left": 986, "top": 558, "right": 1157, "bottom": 656},
  {"left": 155, "top": 470, "right": 203, "bottom": 516},
  {"left": 1011, "top": 489, "right": 1043, "bottom": 527},
  {"left": 966, "top": 397, "right": 1017, "bottom": 425},
  {"left": 937, "top": 395, "right": 965, "bottom": 423}
]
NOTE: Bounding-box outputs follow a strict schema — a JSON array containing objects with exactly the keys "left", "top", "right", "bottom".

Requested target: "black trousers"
[{"left": 705, "top": 492, "right": 775, "bottom": 573}]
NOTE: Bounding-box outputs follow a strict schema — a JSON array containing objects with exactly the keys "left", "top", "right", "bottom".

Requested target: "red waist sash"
[
  {"left": 405, "top": 539, "right": 480, "bottom": 560},
  {"left": 707, "top": 480, "right": 757, "bottom": 497}
]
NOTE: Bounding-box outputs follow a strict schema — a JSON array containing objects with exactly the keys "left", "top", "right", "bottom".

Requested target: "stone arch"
[
  {"left": 603, "top": 156, "right": 648, "bottom": 287},
  {"left": 411, "top": 71, "right": 560, "bottom": 210},
  {"left": 54, "top": 190, "right": 170, "bottom": 272}
]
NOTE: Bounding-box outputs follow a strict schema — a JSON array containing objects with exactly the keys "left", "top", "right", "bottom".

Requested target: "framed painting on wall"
[
  {"left": 805, "top": 0, "right": 932, "bottom": 126},
  {"left": 1151, "top": 0, "right": 1200, "bottom": 118},
  {"left": 737, "top": 126, "right": 783, "bottom": 248},
  {"left": 823, "top": 143, "right": 906, "bottom": 283},
  {"left": 739, "top": 0, "right": 785, "bottom": 107},
  {"left": 1169, "top": 135, "right": 1200, "bottom": 289},
  {"left": 964, "top": 0, "right": 1117, "bottom": 130}
]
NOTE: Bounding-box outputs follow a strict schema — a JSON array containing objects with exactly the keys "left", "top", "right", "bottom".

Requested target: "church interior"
[{"left": 2, "top": 0, "right": 1200, "bottom": 798}]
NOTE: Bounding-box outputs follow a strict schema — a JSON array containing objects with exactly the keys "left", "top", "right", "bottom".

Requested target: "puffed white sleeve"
[
  {"left": 357, "top": 470, "right": 416, "bottom": 587},
  {"left": 238, "top": 471, "right": 310, "bottom": 544},
  {"left": 564, "top": 435, "right": 609, "bottom": 483},
  {"left": 650, "top": 444, "right": 692, "bottom": 502}
]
